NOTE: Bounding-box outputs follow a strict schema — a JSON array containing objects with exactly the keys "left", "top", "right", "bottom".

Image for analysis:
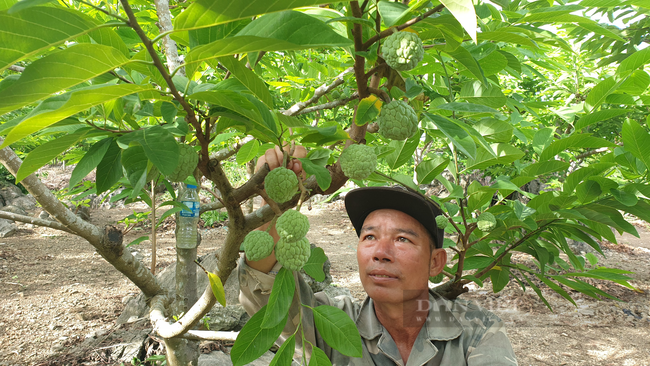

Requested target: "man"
[{"left": 239, "top": 147, "right": 518, "bottom": 365}]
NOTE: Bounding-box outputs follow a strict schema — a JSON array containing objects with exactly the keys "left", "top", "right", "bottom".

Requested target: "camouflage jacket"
[{"left": 239, "top": 258, "right": 518, "bottom": 366}]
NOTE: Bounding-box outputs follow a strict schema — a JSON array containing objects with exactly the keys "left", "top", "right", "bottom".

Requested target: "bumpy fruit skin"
[
  {"left": 339, "top": 144, "right": 377, "bottom": 180},
  {"left": 276, "top": 209, "right": 310, "bottom": 242},
  {"left": 382, "top": 31, "right": 424, "bottom": 71},
  {"left": 243, "top": 231, "right": 275, "bottom": 261},
  {"left": 477, "top": 212, "right": 496, "bottom": 232},
  {"left": 168, "top": 144, "right": 198, "bottom": 182},
  {"left": 429, "top": 273, "right": 444, "bottom": 284},
  {"left": 435, "top": 215, "right": 449, "bottom": 230},
  {"left": 264, "top": 167, "right": 299, "bottom": 203},
  {"left": 377, "top": 100, "right": 418, "bottom": 140},
  {"left": 275, "top": 237, "right": 310, "bottom": 271}
]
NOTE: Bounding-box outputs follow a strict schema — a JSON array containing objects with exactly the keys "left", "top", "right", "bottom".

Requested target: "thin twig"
[
  {"left": 367, "top": 87, "right": 391, "bottom": 103},
  {"left": 362, "top": 5, "right": 445, "bottom": 50},
  {"left": 283, "top": 67, "right": 354, "bottom": 116},
  {"left": 8, "top": 65, "right": 25, "bottom": 73},
  {"left": 296, "top": 93, "right": 359, "bottom": 115},
  {"left": 258, "top": 190, "right": 283, "bottom": 217},
  {"left": 74, "top": 0, "right": 129, "bottom": 22}
]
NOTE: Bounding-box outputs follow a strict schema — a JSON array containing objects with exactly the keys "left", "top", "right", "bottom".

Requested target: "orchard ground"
[{"left": 0, "top": 171, "right": 649, "bottom": 365}]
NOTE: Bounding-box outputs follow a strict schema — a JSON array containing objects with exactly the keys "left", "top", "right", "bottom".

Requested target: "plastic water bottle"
[{"left": 177, "top": 183, "right": 200, "bottom": 249}]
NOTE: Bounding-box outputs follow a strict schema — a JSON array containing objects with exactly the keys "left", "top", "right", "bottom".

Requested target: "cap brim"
[{"left": 344, "top": 187, "right": 444, "bottom": 248}]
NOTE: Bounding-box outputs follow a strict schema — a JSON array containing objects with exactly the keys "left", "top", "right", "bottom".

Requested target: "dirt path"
[{"left": 0, "top": 200, "right": 648, "bottom": 365}]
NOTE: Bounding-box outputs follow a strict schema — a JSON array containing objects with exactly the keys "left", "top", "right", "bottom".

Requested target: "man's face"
[{"left": 356, "top": 209, "right": 435, "bottom": 305}]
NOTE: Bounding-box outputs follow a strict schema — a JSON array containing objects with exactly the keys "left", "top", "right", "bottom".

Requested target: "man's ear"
[{"left": 429, "top": 248, "right": 447, "bottom": 277}]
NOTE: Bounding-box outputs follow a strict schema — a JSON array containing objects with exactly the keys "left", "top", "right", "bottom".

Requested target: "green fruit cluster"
[
  {"left": 429, "top": 273, "right": 444, "bottom": 284},
  {"left": 275, "top": 237, "right": 311, "bottom": 271},
  {"left": 435, "top": 215, "right": 449, "bottom": 230},
  {"left": 381, "top": 31, "right": 424, "bottom": 71},
  {"left": 276, "top": 209, "right": 310, "bottom": 242},
  {"left": 264, "top": 167, "right": 299, "bottom": 203},
  {"left": 339, "top": 144, "right": 377, "bottom": 180},
  {"left": 167, "top": 144, "right": 198, "bottom": 182},
  {"left": 477, "top": 212, "right": 496, "bottom": 232},
  {"left": 377, "top": 100, "right": 418, "bottom": 140},
  {"left": 242, "top": 231, "right": 275, "bottom": 261}
]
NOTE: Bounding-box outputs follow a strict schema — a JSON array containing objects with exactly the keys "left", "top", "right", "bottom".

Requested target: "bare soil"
[{"left": 0, "top": 197, "right": 649, "bottom": 365}]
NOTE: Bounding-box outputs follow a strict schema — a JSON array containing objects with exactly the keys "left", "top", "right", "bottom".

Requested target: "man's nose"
[{"left": 372, "top": 237, "right": 394, "bottom": 262}]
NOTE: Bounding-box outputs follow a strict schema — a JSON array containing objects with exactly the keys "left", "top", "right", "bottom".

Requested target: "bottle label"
[{"left": 180, "top": 201, "right": 199, "bottom": 217}]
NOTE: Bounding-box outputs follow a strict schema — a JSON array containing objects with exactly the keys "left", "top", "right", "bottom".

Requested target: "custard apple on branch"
[
  {"left": 382, "top": 31, "right": 424, "bottom": 71},
  {"left": 435, "top": 215, "right": 449, "bottom": 230},
  {"left": 377, "top": 100, "right": 418, "bottom": 140},
  {"left": 167, "top": 144, "right": 198, "bottom": 182},
  {"left": 477, "top": 212, "right": 496, "bottom": 232},
  {"left": 264, "top": 167, "right": 299, "bottom": 203},
  {"left": 339, "top": 144, "right": 377, "bottom": 180},
  {"left": 275, "top": 237, "right": 311, "bottom": 271},
  {"left": 276, "top": 209, "right": 310, "bottom": 242},
  {"left": 242, "top": 231, "right": 275, "bottom": 262}
]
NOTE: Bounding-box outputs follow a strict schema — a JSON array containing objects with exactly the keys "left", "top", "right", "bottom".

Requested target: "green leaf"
[
  {"left": 138, "top": 126, "right": 180, "bottom": 176},
  {"left": 262, "top": 268, "right": 295, "bottom": 329},
  {"left": 269, "top": 334, "right": 295, "bottom": 366},
  {"left": 236, "top": 140, "right": 260, "bottom": 165},
  {"left": 474, "top": 119, "right": 513, "bottom": 143},
  {"left": 96, "top": 140, "right": 122, "bottom": 194},
  {"left": 424, "top": 114, "right": 476, "bottom": 159},
  {"left": 355, "top": 96, "right": 381, "bottom": 126},
  {"left": 208, "top": 272, "right": 227, "bottom": 307},
  {"left": 534, "top": 274, "right": 576, "bottom": 306},
  {"left": 540, "top": 134, "right": 616, "bottom": 161},
  {"left": 618, "top": 70, "right": 650, "bottom": 95},
  {"left": 520, "top": 271, "right": 552, "bottom": 311},
  {"left": 439, "top": 0, "right": 477, "bottom": 43},
  {"left": 522, "top": 161, "right": 570, "bottom": 177},
  {"left": 384, "top": 132, "right": 421, "bottom": 170},
  {"left": 16, "top": 128, "right": 91, "bottom": 182},
  {"left": 611, "top": 189, "right": 638, "bottom": 207},
  {"left": 0, "top": 44, "right": 131, "bottom": 116},
  {"left": 298, "top": 158, "right": 332, "bottom": 191},
  {"left": 574, "top": 109, "right": 630, "bottom": 131},
  {"left": 69, "top": 137, "right": 113, "bottom": 189},
  {"left": 464, "top": 143, "right": 524, "bottom": 171},
  {"left": 621, "top": 119, "right": 650, "bottom": 171},
  {"left": 8, "top": 0, "right": 55, "bottom": 13},
  {"left": 308, "top": 346, "right": 333, "bottom": 366},
  {"left": 477, "top": 30, "right": 536, "bottom": 48},
  {"left": 312, "top": 305, "right": 363, "bottom": 357},
  {"left": 303, "top": 247, "right": 328, "bottom": 282},
  {"left": 435, "top": 102, "right": 499, "bottom": 114},
  {"left": 616, "top": 47, "right": 650, "bottom": 76},
  {"left": 231, "top": 305, "right": 288, "bottom": 366},
  {"left": 490, "top": 266, "right": 510, "bottom": 293},
  {"left": 157, "top": 207, "right": 183, "bottom": 227},
  {"left": 1, "top": 84, "right": 151, "bottom": 148},
  {"left": 276, "top": 112, "right": 307, "bottom": 128},
  {"left": 445, "top": 46, "right": 486, "bottom": 84},
  {"left": 585, "top": 76, "right": 626, "bottom": 111},
  {"left": 184, "top": 11, "right": 352, "bottom": 74},
  {"left": 126, "top": 235, "right": 149, "bottom": 248},
  {"left": 377, "top": 1, "right": 410, "bottom": 27},
  {"left": 175, "top": 0, "right": 348, "bottom": 31},
  {"left": 416, "top": 156, "right": 449, "bottom": 185},
  {"left": 218, "top": 56, "right": 273, "bottom": 108}
]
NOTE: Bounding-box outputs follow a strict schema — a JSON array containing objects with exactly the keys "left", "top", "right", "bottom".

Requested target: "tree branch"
[
  {"left": 296, "top": 93, "right": 359, "bottom": 115},
  {"left": 8, "top": 65, "right": 25, "bottom": 73},
  {"left": 153, "top": 0, "right": 184, "bottom": 76},
  {"left": 0, "top": 211, "right": 73, "bottom": 233},
  {"left": 362, "top": 5, "right": 445, "bottom": 50},
  {"left": 282, "top": 67, "right": 354, "bottom": 116},
  {"left": 367, "top": 87, "right": 391, "bottom": 103}
]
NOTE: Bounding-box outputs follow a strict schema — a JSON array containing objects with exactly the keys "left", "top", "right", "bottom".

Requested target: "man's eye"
[
  {"left": 363, "top": 234, "right": 375, "bottom": 241},
  {"left": 397, "top": 237, "right": 411, "bottom": 243}
]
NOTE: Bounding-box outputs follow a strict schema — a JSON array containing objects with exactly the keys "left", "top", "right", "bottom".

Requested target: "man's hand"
[{"left": 255, "top": 145, "right": 307, "bottom": 177}]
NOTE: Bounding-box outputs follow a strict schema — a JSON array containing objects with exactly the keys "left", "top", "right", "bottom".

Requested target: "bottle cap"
[{"left": 187, "top": 184, "right": 197, "bottom": 189}]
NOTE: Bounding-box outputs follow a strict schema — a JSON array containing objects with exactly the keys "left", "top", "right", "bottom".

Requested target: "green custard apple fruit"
[
  {"left": 264, "top": 167, "right": 299, "bottom": 203},
  {"left": 377, "top": 100, "right": 418, "bottom": 140},
  {"left": 429, "top": 273, "right": 444, "bottom": 284},
  {"left": 242, "top": 231, "right": 275, "bottom": 262},
  {"left": 339, "top": 144, "right": 377, "bottom": 180},
  {"left": 276, "top": 209, "right": 310, "bottom": 242},
  {"left": 477, "top": 212, "right": 496, "bottom": 232},
  {"left": 167, "top": 144, "right": 198, "bottom": 182},
  {"left": 435, "top": 215, "right": 449, "bottom": 230},
  {"left": 275, "top": 237, "right": 311, "bottom": 271},
  {"left": 382, "top": 31, "right": 424, "bottom": 71}
]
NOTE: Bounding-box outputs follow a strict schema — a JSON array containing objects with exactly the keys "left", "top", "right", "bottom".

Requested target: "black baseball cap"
[{"left": 344, "top": 186, "right": 445, "bottom": 249}]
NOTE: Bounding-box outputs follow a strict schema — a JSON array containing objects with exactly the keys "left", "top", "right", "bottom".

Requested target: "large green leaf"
[
  {"left": 477, "top": 30, "right": 536, "bottom": 48},
  {"left": 308, "top": 346, "right": 333, "bottom": 366},
  {"left": 459, "top": 82, "right": 506, "bottom": 108},
  {"left": 439, "top": 0, "right": 477, "bottom": 43},
  {"left": 540, "top": 134, "right": 617, "bottom": 161},
  {"left": 231, "top": 305, "right": 288, "bottom": 366},
  {"left": 69, "top": 137, "right": 113, "bottom": 189},
  {"left": 16, "top": 128, "right": 91, "bottom": 182},
  {"left": 303, "top": 246, "right": 328, "bottom": 282},
  {"left": 464, "top": 143, "right": 525, "bottom": 171},
  {"left": 298, "top": 158, "right": 331, "bottom": 191},
  {"left": 474, "top": 119, "right": 513, "bottom": 143},
  {"left": 424, "top": 114, "right": 476, "bottom": 159},
  {"left": 616, "top": 47, "right": 650, "bottom": 76},
  {"left": 1, "top": 84, "right": 151, "bottom": 148},
  {"left": 184, "top": 11, "right": 352, "bottom": 74},
  {"left": 139, "top": 126, "right": 180, "bottom": 176},
  {"left": 175, "top": 0, "right": 350, "bottom": 31},
  {"left": 376, "top": 0, "right": 410, "bottom": 27},
  {"left": 621, "top": 119, "right": 650, "bottom": 171},
  {"left": 262, "top": 267, "right": 295, "bottom": 329},
  {"left": 96, "top": 139, "right": 123, "bottom": 194},
  {"left": 236, "top": 139, "right": 260, "bottom": 165},
  {"left": 0, "top": 44, "right": 130, "bottom": 116},
  {"left": 574, "top": 109, "right": 631, "bottom": 130},
  {"left": 585, "top": 76, "right": 626, "bottom": 111},
  {"left": 269, "top": 334, "right": 295, "bottom": 366},
  {"left": 618, "top": 70, "right": 650, "bottom": 95},
  {"left": 312, "top": 305, "right": 363, "bottom": 357},
  {"left": 385, "top": 132, "right": 422, "bottom": 170},
  {"left": 218, "top": 56, "right": 273, "bottom": 107},
  {"left": 522, "top": 161, "right": 570, "bottom": 177},
  {"left": 0, "top": 6, "right": 104, "bottom": 72},
  {"left": 445, "top": 47, "right": 486, "bottom": 84},
  {"left": 416, "top": 156, "right": 449, "bottom": 185}
]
